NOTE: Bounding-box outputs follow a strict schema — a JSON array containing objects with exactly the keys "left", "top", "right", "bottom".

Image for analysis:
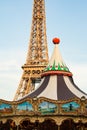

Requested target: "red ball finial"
[{"left": 52, "top": 38, "right": 60, "bottom": 44}]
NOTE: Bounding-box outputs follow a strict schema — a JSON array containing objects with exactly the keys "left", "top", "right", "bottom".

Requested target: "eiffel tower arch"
[{"left": 14, "top": 0, "right": 49, "bottom": 101}]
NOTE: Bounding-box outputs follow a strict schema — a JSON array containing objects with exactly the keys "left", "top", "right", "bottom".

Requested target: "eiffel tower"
[{"left": 14, "top": 0, "right": 49, "bottom": 100}]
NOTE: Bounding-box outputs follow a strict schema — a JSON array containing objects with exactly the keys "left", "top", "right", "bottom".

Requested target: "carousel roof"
[{"left": 22, "top": 38, "right": 87, "bottom": 101}]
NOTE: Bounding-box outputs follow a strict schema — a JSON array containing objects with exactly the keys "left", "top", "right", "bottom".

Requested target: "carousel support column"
[
  {"left": 32, "top": 96, "right": 39, "bottom": 121},
  {"left": 80, "top": 96, "right": 86, "bottom": 114},
  {"left": 81, "top": 125, "right": 85, "bottom": 130},
  {"left": 56, "top": 120, "right": 62, "bottom": 130},
  {"left": 17, "top": 125, "right": 20, "bottom": 130},
  {"left": 58, "top": 125, "right": 60, "bottom": 130},
  {"left": 33, "top": 96, "right": 38, "bottom": 111},
  {"left": 80, "top": 96, "right": 86, "bottom": 130},
  {"left": 15, "top": 121, "right": 20, "bottom": 130}
]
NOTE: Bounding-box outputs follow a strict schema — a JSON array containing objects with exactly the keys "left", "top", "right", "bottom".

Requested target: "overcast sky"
[{"left": 0, "top": 0, "right": 87, "bottom": 100}]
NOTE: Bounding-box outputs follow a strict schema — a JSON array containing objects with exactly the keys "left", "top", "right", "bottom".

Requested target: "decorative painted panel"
[
  {"left": 0, "top": 103, "right": 12, "bottom": 113},
  {"left": 17, "top": 101, "right": 33, "bottom": 113},
  {"left": 38, "top": 101, "right": 57, "bottom": 114},
  {"left": 62, "top": 101, "right": 80, "bottom": 112}
]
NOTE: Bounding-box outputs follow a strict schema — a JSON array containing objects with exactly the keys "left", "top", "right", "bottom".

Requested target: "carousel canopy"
[{"left": 22, "top": 38, "right": 87, "bottom": 101}]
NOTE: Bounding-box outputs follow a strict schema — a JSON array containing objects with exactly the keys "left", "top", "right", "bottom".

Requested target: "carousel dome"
[
  {"left": 22, "top": 38, "right": 87, "bottom": 101},
  {"left": 42, "top": 38, "right": 72, "bottom": 77}
]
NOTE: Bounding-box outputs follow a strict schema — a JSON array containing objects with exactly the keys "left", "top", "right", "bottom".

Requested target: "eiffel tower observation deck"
[{"left": 14, "top": 0, "right": 49, "bottom": 101}]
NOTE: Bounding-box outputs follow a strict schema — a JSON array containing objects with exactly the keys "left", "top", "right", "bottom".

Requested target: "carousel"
[{"left": 0, "top": 38, "right": 87, "bottom": 130}]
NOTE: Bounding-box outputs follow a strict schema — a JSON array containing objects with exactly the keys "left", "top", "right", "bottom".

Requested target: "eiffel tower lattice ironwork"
[{"left": 13, "top": 0, "right": 49, "bottom": 100}]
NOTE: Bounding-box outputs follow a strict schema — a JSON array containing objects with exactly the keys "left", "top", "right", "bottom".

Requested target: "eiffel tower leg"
[{"left": 13, "top": 0, "right": 49, "bottom": 100}]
